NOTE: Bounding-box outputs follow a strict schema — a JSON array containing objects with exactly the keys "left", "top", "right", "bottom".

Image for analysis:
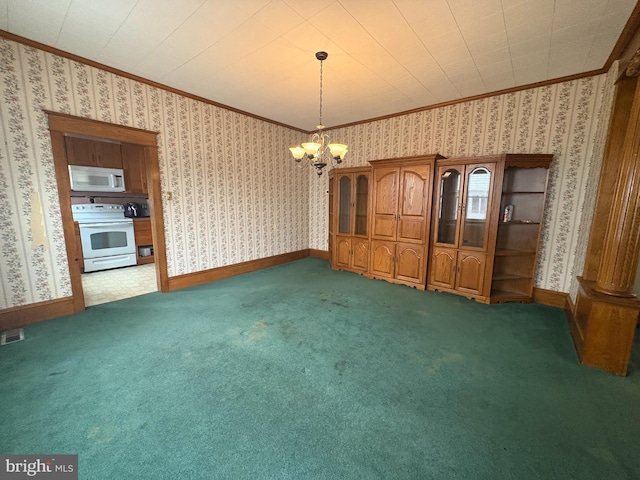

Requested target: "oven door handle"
[{"left": 79, "top": 222, "right": 133, "bottom": 228}]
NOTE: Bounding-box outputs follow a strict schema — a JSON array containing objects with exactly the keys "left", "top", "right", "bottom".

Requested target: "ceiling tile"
[
  {"left": 473, "top": 47, "right": 512, "bottom": 67},
  {"left": 0, "top": 0, "right": 9, "bottom": 30},
  {"left": 446, "top": 0, "right": 503, "bottom": 27},
  {"left": 513, "top": 62, "right": 549, "bottom": 85},
  {"left": 503, "top": 0, "right": 555, "bottom": 28},
  {"left": 478, "top": 59, "right": 513, "bottom": 77},
  {"left": 509, "top": 35, "right": 551, "bottom": 57},
  {"left": 466, "top": 32, "right": 509, "bottom": 56},
  {"left": 7, "top": 0, "right": 72, "bottom": 46},
  {"left": 482, "top": 70, "right": 516, "bottom": 91},
  {"left": 253, "top": 0, "right": 305, "bottom": 35},
  {"left": 552, "top": 0, "right": 609, "bottom": 27},
  {"left": 511, "top": 50, "right": 550, "bottom": 71},
  {"left": 442, "top": 57, "right": 478, "bottom": 77},
  {"left": 280, "top": 0, "right": 335, "bottom": 20}
]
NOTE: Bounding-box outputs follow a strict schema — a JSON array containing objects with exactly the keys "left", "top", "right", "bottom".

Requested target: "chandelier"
[{"left": 289, "top": 51, "right": 348, "bottom": 176}]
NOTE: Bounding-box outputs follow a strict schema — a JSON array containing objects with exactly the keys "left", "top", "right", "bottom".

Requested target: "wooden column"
[
  {"left": 569, "top": 55, "right": 640, "bottom": 375},
  {"left": 593, "top": 71, "right": 640, "bottom": 296}
]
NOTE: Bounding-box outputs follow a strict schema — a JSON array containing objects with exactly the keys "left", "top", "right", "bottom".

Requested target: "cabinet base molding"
[
  {"left": 167, "top": 250, "right": 309, "bottom": 292},
  {"left": 0, "top": 297, "right": 78, "bottom": 330},
  {"left": 427, "top": 285, "right": 489, "bottom": 303},
  {"left": 568, "top": 277, "right": 639, "bottom": 375},
  {"left": 368, "top": 274, "right": 426, "bottom": 290}
]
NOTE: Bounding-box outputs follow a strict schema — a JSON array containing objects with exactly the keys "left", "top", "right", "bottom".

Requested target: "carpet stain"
[
  {"left": 280, "top": 321, "right": 297, "bottom": 340},
  {"left": 429, "top": 352, "right": 464, "bottom": 373},
  {"left": 335, "top": 360, "right": 347, "bottom": 376},
  {"left": 229, "top": 319, "right": 272, "bottom": 344},
  {"left": 585, "top": 446, "right": 618, "bottom": 465},
  {"left": 247, "top": 319, "right": 270, "bottom": 341},
  {"left": 86, "top": 425, "right": 118, "bottom": 444}
]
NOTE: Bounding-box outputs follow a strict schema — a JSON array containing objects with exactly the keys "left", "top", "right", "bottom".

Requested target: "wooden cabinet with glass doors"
[
  {"left": 330, "top": 167, "right": 371, "bottom": 274},
  {"left": 428, "top": 159, "right": 499, "bottom": 301},
  {"left": 428, "top": 154, "right": 552, "bottom": 303}
]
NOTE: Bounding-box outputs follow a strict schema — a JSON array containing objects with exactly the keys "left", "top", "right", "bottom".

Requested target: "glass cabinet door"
[
  {"left": 354, "top": 174, "right": 368, "bottom": 236},
  {"left": 436, "top": 168, "right": 461, "bottom": 245},
  {"left": 338, "top": 175, "right": 352, "bottom": 234},
  {"left": 461, "top": 167, "right": 491, "bottom": 248}
]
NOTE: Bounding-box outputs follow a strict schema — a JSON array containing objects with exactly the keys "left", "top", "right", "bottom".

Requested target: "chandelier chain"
[{"left": 318, "top": 58, "right": 323, "bottom": 127}]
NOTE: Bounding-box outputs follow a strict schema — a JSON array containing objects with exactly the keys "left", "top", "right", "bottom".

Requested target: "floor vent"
[{"left": 1, "top": 328, "right": 24, "bottom": 345}]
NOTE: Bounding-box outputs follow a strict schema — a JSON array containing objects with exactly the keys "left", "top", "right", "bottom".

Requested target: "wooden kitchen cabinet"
[
  {"left": 122, "top": 143, "right": 148, "bottom": 193},
  {"left": 428, "top": 154, "right": 552, "bottom": 303},
  {"left": 368, "top": 155, "right": 441, "bottom": 289},
  {"left": 133, "top": 218, "right": 154, "bottom": 265},
  {"left": 330, "top": 167, "right": 371, "bottom": 273},
  {"left": 65, "top": 136, "right": 123, "bottom": 169}
]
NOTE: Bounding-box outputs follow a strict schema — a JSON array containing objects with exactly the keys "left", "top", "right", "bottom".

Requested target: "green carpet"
[{"left": 1, "top": 258, "right": 639, "bottom": 479}]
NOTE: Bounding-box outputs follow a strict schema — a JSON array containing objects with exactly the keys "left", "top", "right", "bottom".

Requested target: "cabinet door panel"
[
  {"left": 352, "top": 238, "right": 369, "bottom": 271},
  {"left": 65, "top": 137, "right": 123, "bottom": 169},
  {"left": 335, "top": 236, "right": 351, "bottom": 268},
  {"left": 398, "top": 165, "right": 431, "bottom": 243},
  {"left": 354, "top": 173, "right": 369, "bottom": 236},
  {"left": 97, "top": 141, "right": 123, "bottom": 168},
  {"left": 122, "top": 144, "right": 147, "bottom": 193},
  {"left": 329, "top": 174, "right": 335, "bottom": 266},
  {"left": 429, "top": 247, "right": 456, "bottom": 289},
  {"left": 456, "top": 252, "right": 486, "bottom": 295},
  {"left": 372, "top": 168, "right": 398, "bottom": 239},
  {"left": 434, "top": 166, "right": 463, "bottom": 246},
  {"left": 370, "top": 240, "right": 395, "bottom": 278},
  {"left": 460, "top": 163, "right": 495, "bottom": 251},
  {"left": 396, "top": 243, "right": 426, "bottom": 284},
  {"left": 337, "top": 175, "right": 352, "bottom": 234}
]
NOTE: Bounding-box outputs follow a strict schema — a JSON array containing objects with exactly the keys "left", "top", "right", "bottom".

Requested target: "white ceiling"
[{"left": 1, "top": 0, "right": 637, "bottom": 130}]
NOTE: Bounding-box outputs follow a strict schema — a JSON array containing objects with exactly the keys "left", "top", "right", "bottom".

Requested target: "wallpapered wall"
[
  {"left": 309, "top": 69, "right": 616, "bottom": 296},
  {"left": 0, "top": 38, "right": 307, "bottom": 310},
  {"left": 0, "top": 34, "right": 617, "bottom": 311}
]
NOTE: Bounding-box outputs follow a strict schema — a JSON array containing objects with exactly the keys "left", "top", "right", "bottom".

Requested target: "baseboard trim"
[
  {"left": 532, "top": 287, "right": 569, "bottom": 309},
  {"left": 0, "top": 297, "right": 77, "bottom": 330},
  {"left": 167, "top": 250, "right": 310, "bottom": 292},
  {"left": 565, "top": 294, "right": 583, "bottom": 354},
  {"left": 309, "top": 249, "right": 330, "bottom": 260},
  {"left": 0, "top": 254, "right": 572, "bottom": 329}
]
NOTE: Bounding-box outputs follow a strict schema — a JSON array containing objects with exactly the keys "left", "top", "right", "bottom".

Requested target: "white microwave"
[{"left": 68, "top": 165, "right": 125, "bottom": 192}]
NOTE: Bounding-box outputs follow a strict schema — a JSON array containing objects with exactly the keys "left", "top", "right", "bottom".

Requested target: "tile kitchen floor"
[{"left": 82, "top": 263, "right": 157, "bottom": 307}]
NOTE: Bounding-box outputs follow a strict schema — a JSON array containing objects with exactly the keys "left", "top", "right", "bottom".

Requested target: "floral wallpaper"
[
  {"left": 0, "top": 34, "right": 617, "bottom": 311},
  {"left": 0, "top": 37, "right": 307, "bottom": 310},
  {"left": 309, "top": 71, "right": 615, "bottom": 296}
]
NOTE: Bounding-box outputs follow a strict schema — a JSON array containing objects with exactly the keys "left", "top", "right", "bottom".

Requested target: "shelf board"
[
  {"left": 498, "top": 221, "right": 540, "bottom": 225},
  {"left": 502, "top": 191, "right": 545, "bottom": 194},
  {"left": 490, "top": 290, "right": 533, "bottom": 304},
  {"left": 495, "top": 249, "right": 536, "bottom": 256},
  {"left": 492, "top": 273, "right": 533, "bottom": 281}
]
